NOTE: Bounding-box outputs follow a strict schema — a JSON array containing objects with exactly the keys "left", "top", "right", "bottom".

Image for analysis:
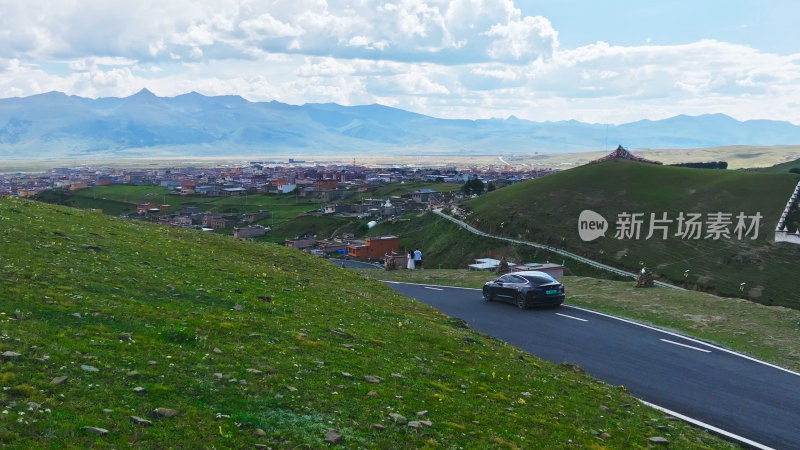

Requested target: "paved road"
[
  {"left": 328, "top": 259, "right": 382, "bottom": 270},
  {"left": 385, "top": 281, "right": 800, "bottom": 450}
]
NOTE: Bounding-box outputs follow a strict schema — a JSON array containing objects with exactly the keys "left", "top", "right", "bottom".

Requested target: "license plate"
[{"left": 546, "top": 289, "right": 558, "bottom": 295}]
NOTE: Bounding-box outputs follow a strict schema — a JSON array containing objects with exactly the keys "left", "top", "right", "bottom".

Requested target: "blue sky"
[
  {"left": 529, "top": 1, "right": 798, "bottom": 54},
  {"left": 0, "top": 0, "right": 798, "bottom": 124}
]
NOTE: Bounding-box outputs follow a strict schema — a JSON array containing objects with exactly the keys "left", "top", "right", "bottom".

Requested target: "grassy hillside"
[
  {"left": 260, "top": 214, "right": 362, "bottom": 244},
  {"left": 465, "top": 160, "right": 800, "bottom": 308},
  {"left": 35, "top": 185, "right": 322, "bottom": 221},
  {"left": 0, "top": 197, "right": 734, "bottom": 448},
  {"left": 757, "top": 156, "right": 800, "bottom": 173},
  {"left": 369, "top": 212, "right": 629, "bottom": 280}
]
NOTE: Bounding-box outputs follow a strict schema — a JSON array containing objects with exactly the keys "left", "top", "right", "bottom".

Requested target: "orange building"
[
  {"left": 347, "top": 235, "right": 400, "bottom": 260},
  {"left": 180, "top": 180, "right": 196, "bottom": 195},
  {"left": 315, "top": 179, "right": 339, "bottom": 190}
]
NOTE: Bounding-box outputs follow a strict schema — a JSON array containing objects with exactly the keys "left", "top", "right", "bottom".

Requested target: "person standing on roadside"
[{"left": 413, "top": 248, "right": 423, "bottom": 269}]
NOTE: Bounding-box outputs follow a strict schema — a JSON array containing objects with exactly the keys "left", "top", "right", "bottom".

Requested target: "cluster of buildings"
[
  {"left": 1, "top": 159, "right": 561, "bottom": 261},
  {"left": 0, "top": 160, "right": 557, "bottom": 198},
  {"left": 131, "top": 203, "right": 272, "bottom": 238},
  {"left": 285, "top": 234, "right": 401, "bottom": 261}
]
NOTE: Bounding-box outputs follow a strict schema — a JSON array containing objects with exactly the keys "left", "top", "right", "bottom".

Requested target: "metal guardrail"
[{"left": 432, "top": 209, "right": 683, "bottom": 290}]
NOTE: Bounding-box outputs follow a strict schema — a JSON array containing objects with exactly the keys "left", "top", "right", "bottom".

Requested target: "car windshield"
[{"left": 520, "top": 274, "right": 557, "bottom": 285}]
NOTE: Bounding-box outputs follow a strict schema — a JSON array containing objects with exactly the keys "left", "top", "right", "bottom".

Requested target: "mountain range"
[{"left": 2, "top": 89, "right": 800, "bottom": 159}]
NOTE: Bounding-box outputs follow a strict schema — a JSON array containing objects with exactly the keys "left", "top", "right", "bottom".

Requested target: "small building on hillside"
[
  {"left": 315, "top": 240, "right": 349, "bottom": 255},
  {"left": 324, "top": 204, "right": 352, "bottom": 215},
  {"left": 234, "top": 225, "right": 270, "bottom": 238},
  {"left": 180, "top": 180, "right": 196, "bottom": 195},
  {"left": 285, "top": 239, "right": 317, "bottom": 251},
  {"left": 222, "top": 187, "right": 248, "bottom": 196},
  {"left": 410, "top": 189, "right": 438, "bottom": 203},
  {"left": 512, "top": 263, "right": 565, "bottom": 277},
  {"left": 244, "top": 210, "right": 271, "bottom": 223},
  {"left": 202, "top": 214, "right": 238, "bottom": 230},
  {"left": 315, "top": 179, "right": 339, "bottom": 190},
  {"left": 469, "top": 258, "right": 565, "bottom": 277},
  {"left": 137, "top": 202, "right": 154, "bottom": 214},
  {"left": 469, "top": 258, "right": 517, "bottom": 271},
  {"left": 347, "top": 235, "right": 400, "bottom": 260}
]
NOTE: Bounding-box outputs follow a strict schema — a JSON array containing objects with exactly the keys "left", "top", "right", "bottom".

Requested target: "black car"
[{"left": 482, "top": 271, "right": 565, "bottom": 309}]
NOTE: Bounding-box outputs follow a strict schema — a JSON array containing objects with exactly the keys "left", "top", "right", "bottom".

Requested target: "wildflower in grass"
[
  {"left": 518, "top": 398, "right": 526, "bottom": 405},
  {"left": 492, "top": 371, "right": 496, "bottom": 378}
]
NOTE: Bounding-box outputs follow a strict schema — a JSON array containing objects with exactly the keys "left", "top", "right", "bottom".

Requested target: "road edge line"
[
  {"left": 564, "top": 304, "right": 800, "bottom": 378},
  {"left": 640, "top": 400, "right": 774, "bottom": 450},
  {"left": 380, "top": 280, "right": 800, "bottom": 378}
]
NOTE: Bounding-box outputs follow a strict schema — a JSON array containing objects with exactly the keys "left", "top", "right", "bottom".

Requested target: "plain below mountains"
[{"left": 2, "top": 89, "right": 800, "bottom": 158}]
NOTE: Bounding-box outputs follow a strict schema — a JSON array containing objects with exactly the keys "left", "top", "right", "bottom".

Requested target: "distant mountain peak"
[{"left": 131, "top": 88, "right": 157, "bottom": 98}]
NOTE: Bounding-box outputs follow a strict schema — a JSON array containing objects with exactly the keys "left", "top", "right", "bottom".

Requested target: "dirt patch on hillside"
[{"left": 683, "top": 314, "right": 724, "bottom": 330}]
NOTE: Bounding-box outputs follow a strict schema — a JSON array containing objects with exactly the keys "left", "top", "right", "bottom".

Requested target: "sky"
[{"left": 0, "top": 0, "right": 798, "bottom": 124}]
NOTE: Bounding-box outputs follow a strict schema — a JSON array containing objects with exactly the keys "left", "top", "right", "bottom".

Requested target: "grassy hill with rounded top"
[
  {"left": 0, "top": 197, "right": 734, "bottom": 448},
  {"left": 465, "top": 159, "right": 800, "bottom": 308}
]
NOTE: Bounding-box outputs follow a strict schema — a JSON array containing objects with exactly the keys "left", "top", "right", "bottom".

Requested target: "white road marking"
[
  {"left": 424, "top": 286, "right": 444, "bottom": 291},
  {"left": 660, "top": 339, "right": 712, "bottom": 353},
  {"left": 555, "top": 313, "right": 588, "bottom": 322},
  {"left": 379, "top": 281, "right": 800, "bottom": 378},
  {"left": 563, "top": 304, "right": 800, "bottom": 378},
  {"left": 380, "top": 280, "right": 781, "bottom": 450},
  {"left": 640, "top": 400, "right": 774, "bottom": 450}
]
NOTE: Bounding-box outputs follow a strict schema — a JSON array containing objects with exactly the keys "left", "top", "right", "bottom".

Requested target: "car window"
[
  {"left": 498, "top": 275, "right": 513, "bottom": 283},
  {"left": 500, "top": 275, "right": 523, "bottom": 284},
  {"left": 521, "top": 274, "right": 557, "bottom": 285}
]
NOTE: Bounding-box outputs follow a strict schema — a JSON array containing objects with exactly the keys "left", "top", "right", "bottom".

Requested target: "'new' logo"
[{"left": 578, "top": 210, "right": 608, "bottom": 241}]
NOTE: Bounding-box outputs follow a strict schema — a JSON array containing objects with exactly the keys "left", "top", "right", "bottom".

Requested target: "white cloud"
[
  {"left": 0, "top": 1, "right": 798, "bottom": 125},
  {"left": 483, "top": 15, "right": 558, "bottom": 61},
  {"left": 239, "top": 13, "right": 305, "bottom": 39},
  {"left": 394, "top": 72, "right": 451, "bottom": 95}
]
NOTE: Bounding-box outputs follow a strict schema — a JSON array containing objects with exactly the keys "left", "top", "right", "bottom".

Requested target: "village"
[
  {"left": 0, "top": 160, "right": 555, "bottom": 198},
  {"left": 1, "top": 159, "right": 561, "bottom": 269}
]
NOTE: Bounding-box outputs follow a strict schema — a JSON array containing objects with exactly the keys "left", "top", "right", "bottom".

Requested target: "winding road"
[
  {"left": 385, "top": 281, "right": 800, "bottom": 450},
  {"left": 432, "top": 209, "right": 683, "bottom": 289}
]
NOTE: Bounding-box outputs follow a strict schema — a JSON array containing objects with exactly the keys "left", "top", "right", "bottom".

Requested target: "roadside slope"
[{"left": 0, "top": 197, "right": 734, "bottom": 448}]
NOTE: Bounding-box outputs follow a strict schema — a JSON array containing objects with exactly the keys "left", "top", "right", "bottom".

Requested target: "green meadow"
[
  {"left": 465, "top": 160, "right": 800, "bottom": 308},
  {"left": 0, "top": 197, "right": 737, "bottom": 447}
]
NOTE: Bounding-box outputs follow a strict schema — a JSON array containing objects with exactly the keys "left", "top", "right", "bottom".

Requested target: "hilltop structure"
[{"left": 590, "top": 145, "right": 662, "bottom": 165}]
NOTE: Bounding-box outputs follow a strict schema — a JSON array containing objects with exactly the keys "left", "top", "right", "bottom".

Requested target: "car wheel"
[
  {"left": 516, "top": 292, "right": 528, "bottom": 310},
  {"left": 482, "top": 287, "right": 493, "bottom": 302}
]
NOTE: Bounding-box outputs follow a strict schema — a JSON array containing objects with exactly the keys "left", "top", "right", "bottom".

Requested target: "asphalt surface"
[
  {"left": 385, "top": 281, "right": 800, "bottom": 450},
  {"left": 328, "top": 259, "right": 382, "bottom": 270}
]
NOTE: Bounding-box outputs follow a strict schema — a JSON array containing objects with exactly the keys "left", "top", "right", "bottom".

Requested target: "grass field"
[
  {"left": 0, "top": 196, "right": 738, "bottom": 448},
  {"left": 35, "top": 185, "right": 322, "bottom": 220},
  {"left": 33, "top": 182, "right": 459, "bottom": 234},
  {"left": 364, "top": 269, "right": 800, "bottom": 374},
  {"left": 757, "top": 155, "right": 800, "bottom": 174},
  {"left": 350, "top": 181, "right": 461, "bottom": 202},
  {"left": 369, "top": 212, "right": 631, "bottom": 280},
  {"left": 464, "top": 159, "right": 800, "bottom": 308}
]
